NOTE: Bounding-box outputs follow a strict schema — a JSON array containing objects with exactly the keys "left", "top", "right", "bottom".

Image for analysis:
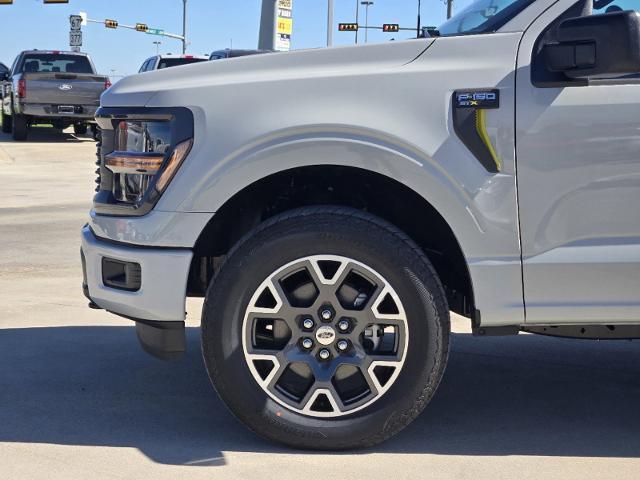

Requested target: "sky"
[{"left": 0, "top": 0, "right": 473, "bottom": 78}]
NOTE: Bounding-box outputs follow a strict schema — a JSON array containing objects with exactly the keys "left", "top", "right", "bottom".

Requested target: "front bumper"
[{"left": 81, "top": 225, "right": 193, "bottom": 322}]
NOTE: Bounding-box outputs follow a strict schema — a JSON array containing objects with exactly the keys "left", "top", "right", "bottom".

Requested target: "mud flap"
[{"left": 136, "top": 320, "right": 186, "bottom": 361}]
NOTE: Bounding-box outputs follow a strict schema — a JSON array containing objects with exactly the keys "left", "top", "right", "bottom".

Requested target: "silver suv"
[{"left": 81, "top": 0, "right": 640, "bottom": 449}]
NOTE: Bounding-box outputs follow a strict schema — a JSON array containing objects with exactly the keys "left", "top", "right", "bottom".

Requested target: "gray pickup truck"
[
  {"left": 81, "top": 0, "right": 640, "bottom": 450},
  {"left": 1, "top": 50, "right": 109, "bottom": 141}
]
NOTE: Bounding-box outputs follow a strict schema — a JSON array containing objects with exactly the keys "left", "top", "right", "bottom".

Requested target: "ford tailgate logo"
[{"left": 58, "top": 84, "right": 73, "bottom": 91}]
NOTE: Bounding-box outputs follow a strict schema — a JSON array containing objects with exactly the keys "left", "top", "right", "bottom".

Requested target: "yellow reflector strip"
[{"left": 475, "top": 109, "right": 502, "bottom": 171}]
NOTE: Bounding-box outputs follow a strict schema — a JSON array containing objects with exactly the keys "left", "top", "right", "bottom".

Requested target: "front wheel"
[{"left": 201, "top": 207, "right": 450, "bottom": 449}]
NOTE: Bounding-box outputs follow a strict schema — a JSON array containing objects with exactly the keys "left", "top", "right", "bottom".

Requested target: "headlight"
[
  {"left": 93, "top": 107, "right": 194, "bottom": 217},
  {"left": 105, "top": 121, "right": 168, "bottom": 204},
  {"left": 104, "top": 120, "right": 192, "bottom": 204}
]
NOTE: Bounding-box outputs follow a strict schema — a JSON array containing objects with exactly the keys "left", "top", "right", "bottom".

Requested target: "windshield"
[
  {"left": 593, "top": 0, "right": 638, "bottom": 12},
  {"left": 157, "top": 58, "right": 206, "bottom": 69},
  {"left": 437, "top": 0, "right": 536, "bottom": 36},
  {"left": 21, "top": 54, "right": 93, "bottom": 74}
]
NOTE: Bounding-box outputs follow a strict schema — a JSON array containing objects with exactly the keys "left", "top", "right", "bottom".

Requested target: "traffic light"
[
  {"left": 105, "top": 19, "right": 118, "bottom": 29},
  {"left": 135, "top": 23, "right": 148, "bottom": 32},
  {"left": 0, "top": 0, "right": 13, "bottom": 4},
  {"left": 382, "top": 24, "right": 400, "bottom": 33},
  {"left": 338, "top": 23, "right": 359, "bottom": 32}
]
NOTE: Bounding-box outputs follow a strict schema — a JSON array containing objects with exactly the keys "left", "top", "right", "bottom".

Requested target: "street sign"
[
  {"left": 70, "top": 14, "right": 82, "bottom": 31},
  {"left": 146, "top": 28, "right": 164, "bottom": 35},
  {"left": 69, "top": 30, "right": 82, "bottom": 47},
  {"left": 79, "top": 11, "right": 88, "bottom": 26}
]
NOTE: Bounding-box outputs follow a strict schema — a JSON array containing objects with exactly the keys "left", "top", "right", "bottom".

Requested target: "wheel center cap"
[{"left": 315, "top": 325, "right": 336, "bottom": 346}]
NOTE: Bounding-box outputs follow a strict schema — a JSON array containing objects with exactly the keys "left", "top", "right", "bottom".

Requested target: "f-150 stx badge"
[
  {"left": 452, "top": 89, "right": 502, "bottom": 173},
  {"left": 455, "top": 90, "right": 500, "bottom": 109}
]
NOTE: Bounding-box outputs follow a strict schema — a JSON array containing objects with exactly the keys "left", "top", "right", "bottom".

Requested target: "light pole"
[
  {"left": 417, "top": 0, "right": 421, "bottom": 37},
  {"left": 447, "top": 0, "right": 453, "bottom": 19},
  {"left": 361, "top": 1, "right": 373, "bottom": 43},
  {"left": 355, "top": 0, "right": 359, "bottom": 44},
  {"left": 327, "top": 0, "right": 334, "bottom": 47},
  {"left": 153, "top": 41, "right": 162, "bottom": 54},
  {"left": 181, "top": 0, "right": 187, "bottom": 53}
]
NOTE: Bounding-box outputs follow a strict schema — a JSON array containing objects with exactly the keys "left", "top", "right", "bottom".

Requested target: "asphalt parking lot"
[{"left": 1, "top": 127, "right": 640, "bottom": 480}]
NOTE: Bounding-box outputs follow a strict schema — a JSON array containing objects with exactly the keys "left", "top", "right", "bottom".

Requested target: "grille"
[{"left": 94, "top": 137, "right": 102, "bottom": 192}]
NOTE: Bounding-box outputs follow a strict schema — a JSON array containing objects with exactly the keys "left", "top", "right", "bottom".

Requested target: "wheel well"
[{"left": 188, "top": 165, "right": 475, "bottom": 319}]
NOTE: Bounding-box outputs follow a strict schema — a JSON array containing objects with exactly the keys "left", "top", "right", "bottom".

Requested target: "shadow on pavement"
[
  {"left": 0, "top": 126, "right": 94, "bottom": 143},
  {"left": 0, "top": 325, "right": 639, "bottom": 466}
]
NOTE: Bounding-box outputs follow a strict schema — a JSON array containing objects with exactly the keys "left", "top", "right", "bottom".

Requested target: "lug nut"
[
  {"left": 321, "top": 309, "right": 333, "bottom": 321},
  {"left": 318, "top": 348, "right": 331, "bottom": 360},
  {"left": 301, "top": 338, "right": 314, "bottom": 350},
  {"left": 302, "top": 318, "right": 315, "bottom": 330},
  {"left": 337, "top": 340, "right": 349, "bottom": 352},
  {"left": 337, "top": 319, "right": 350, "bottom": 332}
]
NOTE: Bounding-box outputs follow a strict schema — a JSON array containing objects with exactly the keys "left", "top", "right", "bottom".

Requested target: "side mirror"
[{"left": 545, "top": 11, "right": 640, "bottom": 78}]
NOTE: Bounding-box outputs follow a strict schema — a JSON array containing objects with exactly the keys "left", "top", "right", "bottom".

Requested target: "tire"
[
  {"left": 201, "top": 206, "right": 450, "bottom": 449},
  {"left": 91, "top": 126, "right": 101, "bottom": 142},
  {"left": 12, "top": 113, "right": 27, "bottom": 141},
  {"left": 74, "top": 123, "right": 88, "bottom": 135},
  {"left": 1, "top": 109, "right": 11, "bottom": 133},
  {"left": 52, "top": 120, "right": 66, "bottom": 131}
]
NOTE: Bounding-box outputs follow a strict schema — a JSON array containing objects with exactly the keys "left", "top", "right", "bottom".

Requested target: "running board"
[
  {"left": 523, "top": 324, "right": 640, "bottom": 340},
  {"left": 473, "top": 324, "right": 640, "bottom": 339},
  {"left": 472, "top": 325, "right": 520, "bottom": 336}
]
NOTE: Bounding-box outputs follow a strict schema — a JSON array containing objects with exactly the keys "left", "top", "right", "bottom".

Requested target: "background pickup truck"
[{"left": 1, "top": 50, "right": 110, "bottom": 141}]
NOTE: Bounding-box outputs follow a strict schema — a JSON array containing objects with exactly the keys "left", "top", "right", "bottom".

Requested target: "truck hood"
[{"left": 101, "top": 39, "right": 434, "bottom": 108}]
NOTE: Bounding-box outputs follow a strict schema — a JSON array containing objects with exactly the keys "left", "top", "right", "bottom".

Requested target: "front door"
[{"left": 516, "top": 0, "right": 640, "bottom": 324}]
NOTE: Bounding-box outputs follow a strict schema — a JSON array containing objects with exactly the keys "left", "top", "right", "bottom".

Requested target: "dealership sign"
[{"left": 275, "top": 0, "right": 292, "bottom": 52}]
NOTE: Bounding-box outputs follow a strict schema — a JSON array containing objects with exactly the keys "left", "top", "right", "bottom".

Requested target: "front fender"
[{"left": 157, "top": 126, "right": 523, "bottom": 326}]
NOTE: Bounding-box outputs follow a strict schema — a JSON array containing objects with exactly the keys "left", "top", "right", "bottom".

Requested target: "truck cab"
[{"left": 81, "top": 0, "right": 640, "bottom": 449}]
